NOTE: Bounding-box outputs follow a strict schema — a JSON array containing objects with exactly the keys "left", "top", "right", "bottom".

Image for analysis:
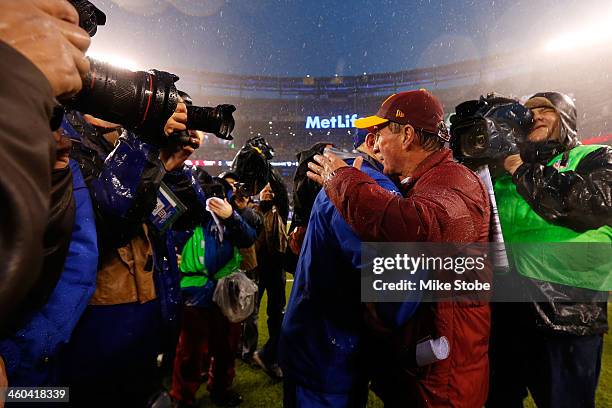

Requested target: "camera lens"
[
  {"left": 187, "top": 105, "right": 236, "bottom": 140},
  {"left": 67, "top": 58, "right": 180, "bottom": 143},
  {"left": 458, "top": 121, "right": 489, "bottom": 158}
]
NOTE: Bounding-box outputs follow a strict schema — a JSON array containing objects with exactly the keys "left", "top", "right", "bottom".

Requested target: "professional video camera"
[
  {"left": 449, "top": 93, "right": 533, "bottom": 166},
  {"left": 231, "top": 137, "right": 275, "bottom": 197},
  {"left": 66, "top": 0, "right": 236, "bottom": 146}
]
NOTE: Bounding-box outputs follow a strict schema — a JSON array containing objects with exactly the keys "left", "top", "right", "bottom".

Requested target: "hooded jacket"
[{"left": 495, "top": 91, "right": 611, "bottom": 336}]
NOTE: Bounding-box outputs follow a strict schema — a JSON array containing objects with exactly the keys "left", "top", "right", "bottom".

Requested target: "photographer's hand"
[
  {"left": 208, "top": 198, "right": 234, "bottom": 220},
  {"left": 160, "top": 101, "right": 199, "bottom": 171},
  {"left": 0, "top": 0, "right": 91, "bottom": 98},
  {"left": 160, "top": 131, "right": 202, "bottom": 171},
  {"left": 164, "top": 101, "right": 188, "bottom": 136}
]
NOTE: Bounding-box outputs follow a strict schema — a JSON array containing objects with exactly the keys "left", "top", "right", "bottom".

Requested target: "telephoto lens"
[
  {"left": 65, "top": 58, "right": 237, "bottom": 145},
  {"left": 65, "top": 58, "right": 180, "bottom": 145},
  {"left": 187, "top": 105, "right": 236, "bottom": 141}
]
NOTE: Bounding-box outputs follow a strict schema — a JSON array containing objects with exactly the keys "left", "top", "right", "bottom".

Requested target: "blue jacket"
[
  {"left": 89, "top": 131, "right": 186, "bottom": 327},
  {"left": 0, "top": 160, "right": 98, "bottom": 386},
  {"left": 279, "top": 158, "right": 418, "bottom": 394},
  {"left": 177, "top": 165, "right": 258, "bottom": 307}
]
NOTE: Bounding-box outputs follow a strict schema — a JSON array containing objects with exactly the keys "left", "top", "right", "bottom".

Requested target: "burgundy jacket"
[{"left": 325, "top": 148, "right": 491, "bottom": 407}]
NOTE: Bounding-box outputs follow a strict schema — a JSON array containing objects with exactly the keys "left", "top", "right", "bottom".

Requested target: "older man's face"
[
  {"left": 528, "top": 107, "right": 561, "bottom": 142},
  {"left": 374, "top": 124, "right": 404, "bottom": 177}
]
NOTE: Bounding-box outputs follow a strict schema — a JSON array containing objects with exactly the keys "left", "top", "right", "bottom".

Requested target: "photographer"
[
  {"left": 170, "top": 168, "right": 257, "bottom": 408},
  {"left": 487, "top": 92, "right": 611, "bottom": 408},
  {"left": 59, "top": 100, "right": 200, "bottom": 407},
  {"left": 252, "top": 173, "right": 289, "bottom": 380},
  {"left": 0, "top": 0, "right": 90, "bottom": 329},
  {"left": 219, "top": 171, "right": 263, "bottom": 363}
]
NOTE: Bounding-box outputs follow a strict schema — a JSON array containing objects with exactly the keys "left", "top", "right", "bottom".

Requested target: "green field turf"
[{"left": 193, "top": 279, "right": 610, "bottom": 407}]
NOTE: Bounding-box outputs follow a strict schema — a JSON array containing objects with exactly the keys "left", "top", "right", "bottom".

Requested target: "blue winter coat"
[
  {"left": 279, "top": 158, "right": 419, "bottom": 394},
  {"left": 0, "top": 160, "right": 98, "bottom": 386}
]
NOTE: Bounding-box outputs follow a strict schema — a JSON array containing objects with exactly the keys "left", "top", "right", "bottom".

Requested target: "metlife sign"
[{"left": 305, "top": 114, "right": 358, "bottom": 129}]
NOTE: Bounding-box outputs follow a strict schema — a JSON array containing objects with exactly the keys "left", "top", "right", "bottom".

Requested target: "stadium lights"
[
  {"left": 544, "top": 10, "right": 612, "bottom": 53},
  {"left": 86, "top": 51, "right": 140, "bottom": 71}
]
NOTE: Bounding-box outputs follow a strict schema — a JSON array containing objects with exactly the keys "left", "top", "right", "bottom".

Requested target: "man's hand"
[
  {"left": 503, "top": 154, "right": 523, "bottom": 175},
  {"left": 160, "top": 131, "right": 201, "bottom": 171},
  {"left": 306, "top": 150, "right": 363, "bottom": 186},
  {"left": 163, "top": 101, "right": 188, "bottom": 136},
  {"left": 0, "top": 0, "right": 91, "bottom": 98},
  {"left": 160, "top": 101, "right": 199, "bottom": 171},
  {"left": 208, "top": 198, "right": 233, "bottom": 220}
]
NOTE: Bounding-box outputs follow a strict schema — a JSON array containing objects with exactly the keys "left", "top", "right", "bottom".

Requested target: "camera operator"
[
  {"left": 58, "top": 99, "right": 201, "bottom": 407},
  {"left": 487, "top": 92, "right": 611, "bottom": 408},
  {"left": 0, "top": 0, "right": 90, "bottom": 329}
]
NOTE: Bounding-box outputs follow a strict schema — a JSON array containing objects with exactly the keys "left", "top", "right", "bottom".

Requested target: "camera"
[
  {"left": 201, "top": 183, "right": 226, "bottom": 200},
  {"left": 70, "top": 0, "right": 106, "bottom": 36},
  {"left": 64, "top": 58, "right": 236, "bottom": 146},
  {"left": 233, "top": 182, "right": 250, "bottom": 198},
  {"left": 231, "top": 137, "right": 275, "bottom": 197},
  {"left": 66, "top": 0, "right": 235, "bottom": 145},
  {"left": 449, "top": 93, "right": 533, "bottom": 165}
]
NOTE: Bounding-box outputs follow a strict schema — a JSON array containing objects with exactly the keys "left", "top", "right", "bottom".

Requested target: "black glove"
[{"left": 519, "top": 141, "right": 566, "bottom": 164}]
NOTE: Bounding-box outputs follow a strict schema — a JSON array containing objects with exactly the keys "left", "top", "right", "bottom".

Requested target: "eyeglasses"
[{"left": 374, "top": 121, "right": 405, "bottom": 137}]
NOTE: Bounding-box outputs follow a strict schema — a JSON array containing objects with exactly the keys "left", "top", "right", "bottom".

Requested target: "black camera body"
[
  {"left": 231, "top": 137, "right": 275, "bottom": 197},
  {"left": 450, "top": 94, "right": 533, "bottom": 166},
  {"left": 201, "top": 183, "right": 226, "bottom": 200},
  {"left": 66, "top": 1, "right": 236, "bottom": 146}
]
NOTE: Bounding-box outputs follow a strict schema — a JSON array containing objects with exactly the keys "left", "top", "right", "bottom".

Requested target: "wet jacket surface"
[
  {"left": 324, "top": 148, "right": 492, "bottom": 407},
  {"left": 69, "top": 129, "right": 188, "bottom": 343},
  {"left": 0, "top": 41, "right": 58, "bottom": 328},
  {"left": 279, "top": 158, "right": 406, "bottom": 395},
  {"left": 497, "top": 141, "right": 611, "bottom": 336},
  {"left": 0, "top": 160, "right": 98, "bottom": 385}
]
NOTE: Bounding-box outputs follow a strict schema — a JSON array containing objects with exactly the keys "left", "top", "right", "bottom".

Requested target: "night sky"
[{"left": 88, "top": 0, "right": 610, "bottom": 76}]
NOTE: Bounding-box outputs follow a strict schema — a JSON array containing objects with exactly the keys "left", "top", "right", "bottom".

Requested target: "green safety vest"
[
  {"left": 494, "top": 144, "right": 612, "bottom": 291},
  {"left": 179, "top": 226, "right": 243, "bottom": 289}
]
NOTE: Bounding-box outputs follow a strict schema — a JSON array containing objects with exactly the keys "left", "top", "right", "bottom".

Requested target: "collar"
[{"left": 400, "top": 148, "right": 453, "bottom": 192}]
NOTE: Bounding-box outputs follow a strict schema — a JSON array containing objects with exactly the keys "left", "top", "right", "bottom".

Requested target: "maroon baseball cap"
[{"left": 355, "top": 89, "right": 449, "bottom": 141}]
